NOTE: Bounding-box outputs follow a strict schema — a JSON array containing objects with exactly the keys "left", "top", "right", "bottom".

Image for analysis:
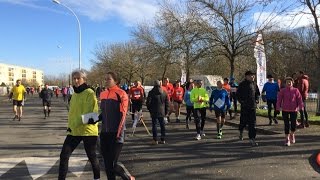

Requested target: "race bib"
[{"left": 214, "top": 98, "right": 224, "bottom": 108}]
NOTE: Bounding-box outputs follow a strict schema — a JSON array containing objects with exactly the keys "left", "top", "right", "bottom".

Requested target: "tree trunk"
[{"left": 230, "top": 57, "right": 235, "bottom": 78}]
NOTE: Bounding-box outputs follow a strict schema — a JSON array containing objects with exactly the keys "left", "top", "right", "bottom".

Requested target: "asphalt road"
[{"left": 0, "top": 95, "right": 319, "bottom": 180}]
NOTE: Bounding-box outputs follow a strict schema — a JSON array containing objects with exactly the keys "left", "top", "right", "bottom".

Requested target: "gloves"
[{"left": 87, "top": 118, "right": 97, "bottom": 124}]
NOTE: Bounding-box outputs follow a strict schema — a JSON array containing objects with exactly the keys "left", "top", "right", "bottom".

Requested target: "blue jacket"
[
  {"left": 262, "top": 82, "right": 279, "bottom": 100},
  {"left": 209, "top": 89, "right": 231, "bottom": 111},
  {"left": 184, "top": 90, "right": 193, "bottom": 107}
]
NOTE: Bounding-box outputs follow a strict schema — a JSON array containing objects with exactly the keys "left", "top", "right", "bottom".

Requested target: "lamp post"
[{"left": 52, "top": 0, "right": 82, "bottom": 70}]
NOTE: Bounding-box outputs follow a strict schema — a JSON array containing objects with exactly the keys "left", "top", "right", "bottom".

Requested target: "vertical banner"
[
  {"left": 181, "top": 69, "right": 187, "bottom": 84},
  {"left": 254, "top": 33, "right": 267, "bottom": 93}
]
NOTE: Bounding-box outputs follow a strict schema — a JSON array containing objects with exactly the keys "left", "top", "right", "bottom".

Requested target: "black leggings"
[
  {"left": 282, "top": 111, "right": 297, "bottom": 134},
  {"left": 100, "top": 132, "right": 131, "bottom": 180},
  {"left": 193, "top": 107, "right": 206, "bottom": 134},
  {"left": 186, "top": 105, "right": 194, "bottom": 125},
  {"left": 58, "top": 135, "right": 100, "bottom": 180}
]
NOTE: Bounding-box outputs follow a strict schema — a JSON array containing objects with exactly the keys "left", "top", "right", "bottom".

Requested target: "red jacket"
[
  {"left": 129, "top": 86, "right": 144, "bottom": 101},
  {"left": 297, "top": 75, "right": 309, "bottom": 100},
  {"left": 162, "top": 83, "right": 174, "bottom": 98}
]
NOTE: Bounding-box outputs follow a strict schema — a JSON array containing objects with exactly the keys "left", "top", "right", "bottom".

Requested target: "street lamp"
[{"left": 52, "top": 0, "right": 82, "bottom": 70}]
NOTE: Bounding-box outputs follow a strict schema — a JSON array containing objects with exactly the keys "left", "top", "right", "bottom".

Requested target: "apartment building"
[{"left": 0, "top": 63, "right": 44, "bottom": 87}]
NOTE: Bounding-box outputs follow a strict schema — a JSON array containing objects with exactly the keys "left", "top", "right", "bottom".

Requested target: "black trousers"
[
  {"left": 186, "top": 105, "right": 194, "bottom": 125},
  {"left": 299, "top": 100, "right": 309, "bottom": 124},
  {"left": 193, "top": 107, "right": 206, "bottom": 134},
  {"left": 282, "top": 111, "right": 297, "bottom": 134},
  {"left": 239, "top": 108, "right": 256, "bottom": 139},
  {"left": 100, "top": 132, "right": 131, "bottom": 180},
  {"left": 58, "top": 135, "right": 100, "bottom": 180},
  {"left": 267, "top": 99, "right": 277, "bottom": 120}
]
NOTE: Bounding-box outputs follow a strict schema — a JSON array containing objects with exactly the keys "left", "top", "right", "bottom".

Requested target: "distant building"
[{"left": 0, "top": 63, "right": 44, "bottom": 87}]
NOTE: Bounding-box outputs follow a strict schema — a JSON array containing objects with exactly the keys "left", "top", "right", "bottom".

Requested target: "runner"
[
  {"left": 39, "top": 84, "right": 54, "bottom": 119},
  {"left": 162, "top": 77, "right": 174, "bottom": 122},
  {"left": 58, "top": 70, "right": 100, "bottom": 180},
  {"left": 262, "top": 74, "right": 280, "bottom": 125},
  {"left": 172, "top": 80, "right": 184, "bottom": 123},
  {"left": 229, "top": 77, "right": 238, "bottom": 117},
  {"left": 190, "top": 80, "right": 209, "bottom": 140},
  {"left": 222, "top": 78, "right": 232, "bottom": 119},
  {"left": 97, "top": 71, "right": 135, "bottom": 180},
  {"left": 183, "top": 82, "right": 194, "bottom": 129},
  {"left": 146, "top": 80, "right": 169, "bottom": 145},
  {"left": 237, "top": 71, "right": 260, "bottom": 147},
  {"left": 62, "top": 86, "right": 67, "bottom": 102},
  {"left": 209, "top": 80, "right": 231, "bottom": 139},
  {"left": 276, "top": 77, "right": 304, "bottom": 146},
  {"left": 67, "top": 84, "right": 74, "bottom": 104},
  {"left": 296, "top": 71, "right": 310, "bottom": 128},
  {"left": 129, "top": 81, "right": 145, "bottom": 128},
  {"left": 9, "top": 79, "right": 26, "bottom": 121}
]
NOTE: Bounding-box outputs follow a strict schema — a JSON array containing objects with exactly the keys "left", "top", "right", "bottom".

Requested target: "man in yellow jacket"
[{"left": 190, "top": 80, "right": 209, "bottom": 140}]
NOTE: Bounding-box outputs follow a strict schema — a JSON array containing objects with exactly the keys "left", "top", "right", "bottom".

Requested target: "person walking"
[
  {"left": 190, "top": 80, "right": 209, "bottom": 140},
  {"left": 172, "top": 80, "right": 184, "bottom": 123},
  {"left": 237, "top": 71, "right": 260, "bottom": 146},
  {"left": 146, "top": 80, "right": 169, "bottom": 145},
  {"left": 209, "top": 81, "right": 231, "bottom": 139},
  {"left": 129, "top": 81, "right": 145, "bottom": 128},
  {"left": 229, "top": 77, "right": 239, "bottom": 116},
  {"left": 97, "top": 72, "right": 134, "bottom": 180},
  {"left": 162, "top": 77, "right": 174, "bottom": 122},
  {"left": 262, "top": 74, "right": 280, "bottom": 125},
  {"left": 39, "top": 84, "right": 54, "bottom": 119},
  {"left": 58, "top": 70, "right": 100, "bottom": 180},
  {"left": 296, "top": 71, "right": 310, "bottom": 128},
  {"left": 276, "top": 77, "right": 304, "bottom": 146},
  {"left": 222, "top": 78, "right": 233, "bottom": 119},
  {"left": 9, "top": 79, "right": 26, "bottom": 121},
  {"left": 184, "top": 82, "right": 194, "bottom": 129},
  {"left": 67, "top": 84, "right": 74, "bottom": 104}
]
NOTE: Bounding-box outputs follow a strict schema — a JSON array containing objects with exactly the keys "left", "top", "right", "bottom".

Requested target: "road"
[{"left": 0, "top": 95, "right": 319, "bottom": 179}]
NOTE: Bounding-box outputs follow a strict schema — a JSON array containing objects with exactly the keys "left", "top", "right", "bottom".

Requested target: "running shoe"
[
  {"left": 200, "top": 131, "right": 206, "bottom": 137},
  {"left": 217, "top": 133, "right": 222, "bottom": 139},
  {"left": 289, "top": 134, "right": 295, "bottom": 144},
  {"left": 159, "top": 140, "right": 166, "bottom": 144},
  {"left": 152, "top": 140, "right": 158, "bottom": 145},
  {"left": 273, "top": 118, "right": 278, "bottom": 124},
  {"left": 305, "top": 122, "right": 310, "bottom": 128},
  {"left": 186, "top": 124, "right": 189, "bottom": 129},
  {"left": 285, "top": 138, "right": 290, "bottom": 146},
  {"left": 12, "top": 115, "right": 18, "bottom": 121},
  {"left": 239, "top": 134, "right": 243, "bottom": 141},
  {"left": 250, "top": 139, "right": 258, "bottom": 147},
  {"left": 195, "top": 134, "right": 201, "bottom": 140}
]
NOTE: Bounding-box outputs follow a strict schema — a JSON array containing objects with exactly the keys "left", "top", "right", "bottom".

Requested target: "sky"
[
  {"left": 0, "top": 0, "right": 159, "bottom": 76},
  {"left": 0, "top": 0, "right": 313, "bottom": 77}
]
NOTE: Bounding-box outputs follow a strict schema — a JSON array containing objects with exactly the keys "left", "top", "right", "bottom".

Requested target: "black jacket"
[
  {"left": 236, "top": 79, "right": 260, "bottom": 110},
  {"left": 39, "top": 88, "right": 53, "bottom": 101},
  {"left": 146, "top": 86, "right": 169, "bottom": 118}
]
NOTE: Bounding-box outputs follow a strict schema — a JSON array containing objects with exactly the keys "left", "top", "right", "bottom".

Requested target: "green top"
[
  {"left": 190, "top": 87, "right": 209, "bottom": 109},
  {"left": 67, "top": 88, "right": 99, "bottom": 136}
]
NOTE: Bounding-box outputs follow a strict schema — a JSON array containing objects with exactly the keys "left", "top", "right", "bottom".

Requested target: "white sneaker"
[
  {"left": 200, "top": 131, "right": 206, "bottom": 137},
  {"left": 196, "top": 134, "right": 201, "bottom": 140},
  {"left": 164, "top": 117, "right": 168, "bottom": 124}
]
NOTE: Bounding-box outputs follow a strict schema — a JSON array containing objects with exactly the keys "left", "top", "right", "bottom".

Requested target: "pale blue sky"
[
  {"left": 0, "top": 0, "right": 310, "bottom": 76},
  {"left": 0, "top": 0, "right": 158, "bottom": 76}
]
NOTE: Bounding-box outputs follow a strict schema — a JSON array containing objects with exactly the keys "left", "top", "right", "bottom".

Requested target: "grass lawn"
[{"left": 255, "top": 109, "right": 320, "bottom": 122}]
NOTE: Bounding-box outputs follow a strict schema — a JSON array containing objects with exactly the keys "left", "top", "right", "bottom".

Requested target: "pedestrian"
[
  {"left": 262, "top": 74, "right": 280, "bottom": 125},
  {"left": 184, "top": 82, "right": 194, "bottom": 129},
  {"left": 62, "top": 87, "right": 67, "bottom": 102},
  {"left": 209, "top": 80, "right": 231, "bottom": 139},
  {"left": 222, "top": 78, "right": 233, "bottom": 119},
  {"left": 95, "top": 83, "right": 102, "bottom": 100},
  {"left": 58, "top": 70, "right": 100, "bottom": 180},
  {"left": 276, "top": 77, "right": 304, "bottom": 146},
  {"left": 8, "top": 79, "right": 26, "bottom": 121},
  {"left": 162, "top": 77, "right": 174, "bottom": 122},
  {"left": 129, "top": 80, "right": 145, "bottom": 128},
  {"left": 67, "top": 84, "right": 74, "bottom": 104},
  {"left": 97, "top": 71, "right": 134, "bottom": 180},
  {"left": 146, "top": 80, "right": 169, "bottom": 145},
  {"left": 39, "top": 84, "right": 53, "bottom": 119},
  {"left": 190, "top": 80, "right": 209, "bottom": 140},
  {"left": 236, "top": 70, "right": 260, "bottom": 146},
  {"left": 229, "top": 77, "right": 239, "bottom": 116},
  {"left": 55, "top": 87, "right": 60, "bottom": 98},
  {"left": 296, "top": 71, "right": 310, "bottom": 128},
  {"left": 172, "top": 80, "right": 184, "bottom": 123}
]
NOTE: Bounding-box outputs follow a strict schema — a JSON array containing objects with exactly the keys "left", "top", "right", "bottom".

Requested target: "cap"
[
  {"left": 245, "top": 70, "right": 255, "bottom": 76},
  {"left": 267, "top": 74, "right": 273, "bottom": 79},
  {"left": 154, "top": 80, "right": 161, "bottom": 86}
]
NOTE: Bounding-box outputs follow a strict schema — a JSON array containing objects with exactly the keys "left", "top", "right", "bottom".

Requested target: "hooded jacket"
[
  {"left": 67, "top": 83, "right": 99, "bottom": 136},
  {"left": 276, "top": 86, "right": 304, "bottom": 112},
  {"left": 146, "top": 86, "right": 169, "bottom": 118},
  {"left": 297, "top": 75, "right": 309, "bottom": 100}
]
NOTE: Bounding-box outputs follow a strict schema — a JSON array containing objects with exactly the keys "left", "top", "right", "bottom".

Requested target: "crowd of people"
[{"left": 6, "top": 68, "right": 310, "bottom": 180}]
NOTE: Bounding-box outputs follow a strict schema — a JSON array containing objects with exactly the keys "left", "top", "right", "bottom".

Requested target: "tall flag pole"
[{"left": 254, "top": 33, "right": 267, "bottom": 93}]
